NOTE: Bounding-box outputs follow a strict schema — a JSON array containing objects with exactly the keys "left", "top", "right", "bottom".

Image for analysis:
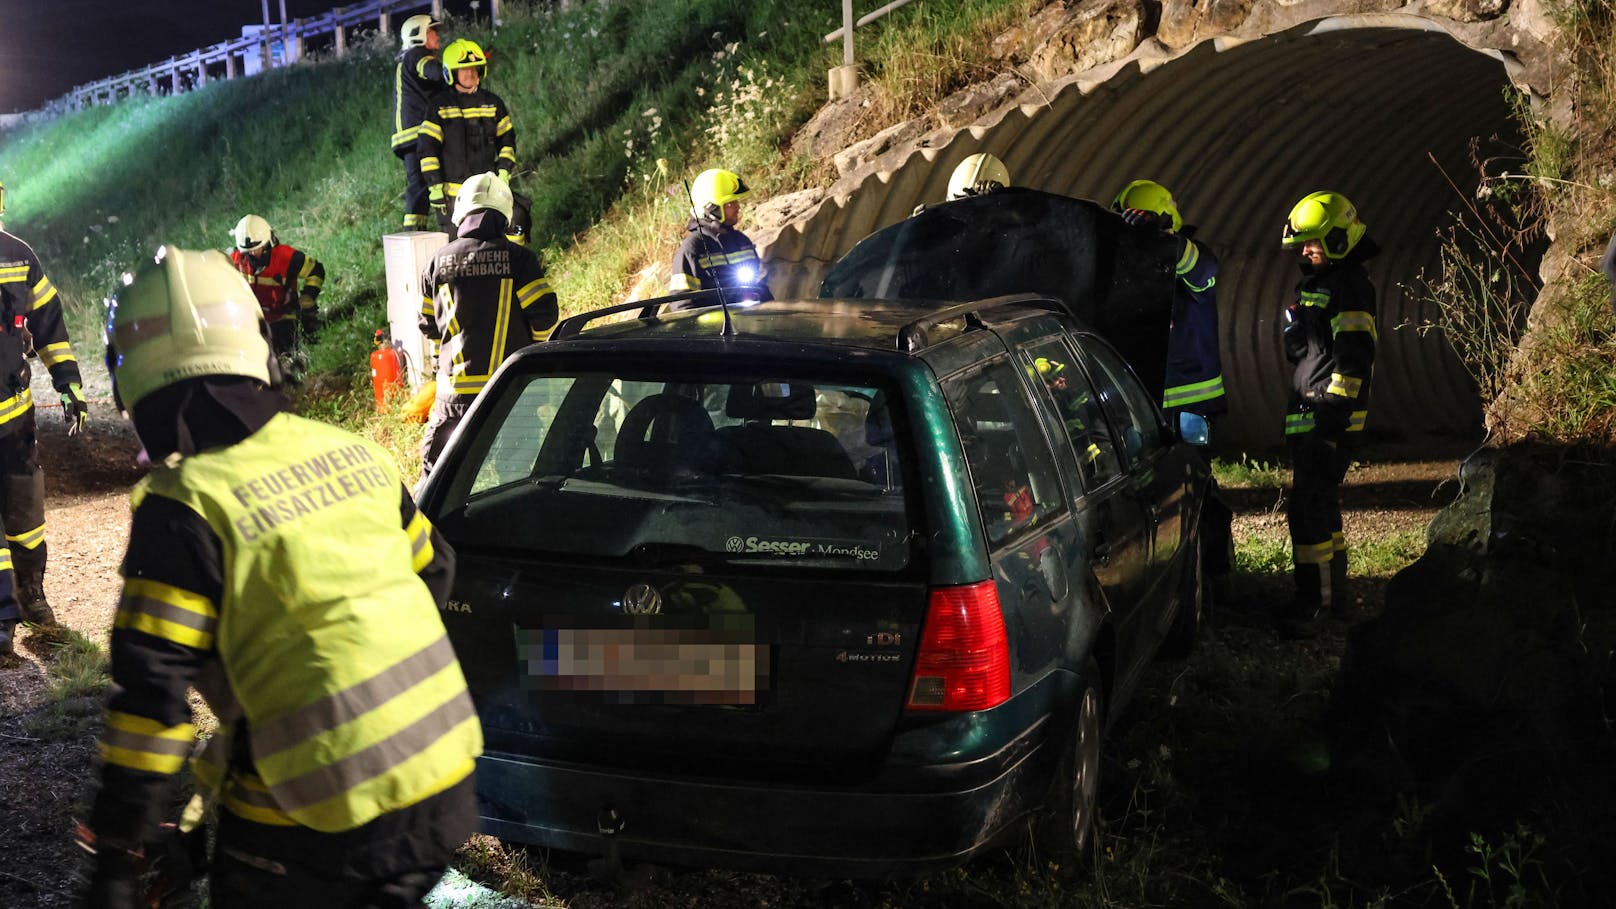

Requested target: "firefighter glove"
[
  {"left": 496, "top": 168, "right": 511, "bottom": 184},
  {"left": 61, "top": 383, "right": 88, "bottom": 437},
  {"left": 429, "top": 184, "right": 447, "bottom": 217},
  {"left": 1121, "top": 208, "right": 1167, "bottom": 230}
]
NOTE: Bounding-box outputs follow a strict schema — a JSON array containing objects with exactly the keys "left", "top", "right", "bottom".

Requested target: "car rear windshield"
[{"left": 433, "top": 369, "right": 913, "bottom": 572}]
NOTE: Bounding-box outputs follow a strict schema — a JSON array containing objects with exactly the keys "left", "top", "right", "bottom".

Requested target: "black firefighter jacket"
[
  {"left": 1283, "top": 238, "right": 1379, "bottom": 440},
  {"left": 415, "top": 87, "right": 516, "bottom": 199},
  {"left": 0, "top": 230, "right": 82, "bottom": 435},
  {"left": 391, "top": 46, "right": 446, "bottom": 155},
  {"left": 419, "top": 211, "right": 557, "bottom": 400}
]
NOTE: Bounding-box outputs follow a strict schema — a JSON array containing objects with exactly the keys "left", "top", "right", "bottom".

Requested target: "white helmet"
[
  {"left": 452, "top": 172, "right": 515, "bottom": 226},
  {"left": 107, "top": 247, "right": 275, "bottom": 410},
  {"left": 400, "top": 14, "right": 441, "bottom": 49},
  {"left": 232, "top": 214, "right": 274, "bottom": 254},
  {"left": 946, "top": 153, "right": 1010, "bottom": 201}
]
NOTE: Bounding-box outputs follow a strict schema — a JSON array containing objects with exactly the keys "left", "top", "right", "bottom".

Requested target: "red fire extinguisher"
[{"left": 370, "top": 329, "right": 404, "bottom": 412}]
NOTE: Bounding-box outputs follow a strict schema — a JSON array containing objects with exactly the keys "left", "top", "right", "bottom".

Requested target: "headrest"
[{"left": 727, "top": 382, "right": 816, "bottom": 421}]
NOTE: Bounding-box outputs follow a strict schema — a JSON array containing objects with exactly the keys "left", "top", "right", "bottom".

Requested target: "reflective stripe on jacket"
[
  {"left": 393, "top": 47, "right": 445, "bottom": 152},
  {"left": 134, "top": 413, "right": 481, "bottom": 833},
  {"left": 669, "top": 222, "right": 773, "bottom": 300},
  {"left": 419, "top": 213, "right": 557, "bottom": 399},
  {"left": 229, "top": 245, "right": 325, "bottom": 324},
  {"left": 1284, "top": 249, "right": 1378, "bottom": 437},
  {"left": 0, "top": 229, "right": 82, "bottom": 412},
  {"left": 416, "top": 87, "right": 517, "bottom": 197},
  {"left": 1163, "top": 235, "right": 1225, "bottom": 415}
]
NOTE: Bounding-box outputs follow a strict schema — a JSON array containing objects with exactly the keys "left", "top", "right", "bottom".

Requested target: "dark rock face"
[
  {"left": 1425, "top": 0, "right": 1510, "bottom": 22},
  {"left": 1333, "top": 444, "right": 1616, "bottom": 891}
]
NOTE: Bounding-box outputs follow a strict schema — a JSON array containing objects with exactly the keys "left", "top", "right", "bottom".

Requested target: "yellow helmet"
[
  {"left": 946, "top": 153, "right": 1010, "bottom": 201},
  {"left": 107, "top": 247, "right": 274, "bottom": 410},
  {"left": 400, "top": 14, "right": 440, "bottom": 49},
  {"left": 690, "top": 168, "right": 751, "bottom": 222},
  {"left": 452, "top": 172, "right": 514, "bottom": 226},
  {"left": 232, "top": 214, "right": 275, "bottom": 255},
  {"left": 1281, "top": 191, "right": 1366, "bottom": 259},
  {"left": 442, "top": 39, "right": 488, "bottom": 81},
  {"left": 1112, "top": 179, "right": 1182, "bottom": 233}
]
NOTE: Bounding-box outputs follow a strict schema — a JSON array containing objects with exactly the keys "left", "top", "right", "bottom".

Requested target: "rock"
[
  {"left": 1025, "top": 0, "right": 1150, "bottom": 80},
  {"left": 832, "top": 117, "right": 930, "bottom": 177},
  {"left": 790, "top": 89, "right": 876, "bottom": 162},
  {"left": 1336, "top": 443, "right": 1616, "bottom": 789},
  {"left": 1157, "top": 0, "right": 1204, "bottom": 49},
  {"left": 1424, "top": 0, "right": 1509, "bottom": 22},
  {"left": 748, "top": 187, "right": 828, "bottom": 234},
  {"left": 1204, "top": 0, "right": 1256, "bottom": 32},
  {"left": 936, "top": 72, "right": 1024, "bottom": 129}
]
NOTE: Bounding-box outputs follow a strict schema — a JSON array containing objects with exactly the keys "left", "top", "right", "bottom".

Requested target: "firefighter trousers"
[
  {"left": 0, "top": 409, "right": 45, "bottom": 622},
  {"left": 209, "top": 776, "right": 474, "bottom": 908},
  {"left": 402, "top": 146, "right": 431, "bottom": 231},
  {"left": 1287, "top": 430, "right": 1350, "bottom": 615},
  {"left": 420, "top": 394, "right": 472, "bottom": 479}
]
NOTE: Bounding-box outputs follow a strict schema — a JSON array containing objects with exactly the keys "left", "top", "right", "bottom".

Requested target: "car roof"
[{"left": 549, "top": 295, "right": 1081, "bottom": 357}]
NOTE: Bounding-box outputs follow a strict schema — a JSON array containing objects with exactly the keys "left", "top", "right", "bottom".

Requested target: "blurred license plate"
[{"left": 518, "top": 627, "right": 769, "bottom": 705}]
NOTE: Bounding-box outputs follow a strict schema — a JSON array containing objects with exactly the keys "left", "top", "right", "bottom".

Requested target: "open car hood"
[{"left": 818, "top": 188, "right": 1179, "bottom": 403}]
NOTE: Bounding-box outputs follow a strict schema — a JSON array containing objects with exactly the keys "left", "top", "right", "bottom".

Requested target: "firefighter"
[
  {"left": 419, "top": 173, "right": 557, "bottom": 476},
  {"left": 228, "top": 215, "right": 325, "bottom": 378},
  {"left": 1112, "top": 179, "right": 1233, "bottom": 598},
  {"left": 1278, "top": 191, "right": 1378, "bottom": 634},
  {"left": 0, "top": 178, "right": 86, "bottom": 655},
  {"left": 668, "top": 167, "right": 771, "bottom": 303},
  {"left": 946, "top": 152, "right": 1010, "bottom": 201},
  {"left": 913, "top": 153, "right": 1010, "bottom": 216},
  {"left": 417, "top": 39, "right": 517, "bottom": 234},
  {"left": 392, "top": 14, "right": 446, "bottom": 231},
  {"left": 84, "top": 246, "right": 480, "bottom": 908}
]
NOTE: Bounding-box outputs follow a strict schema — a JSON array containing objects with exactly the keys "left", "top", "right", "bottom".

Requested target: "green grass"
[
  {"left": 20, "top": 625, "right": 109, "bottom": 741},
  {"left": 1212, "top": 455, "right": 1288, "bottom": 489}
]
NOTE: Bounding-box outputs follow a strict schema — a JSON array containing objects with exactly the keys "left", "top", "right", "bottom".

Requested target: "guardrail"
[
  {"left": 822, "top": 0, "right": 921, "bottom": 100},
  {"left": 41, "top": 0, "right": 508, "bottom": 115}
]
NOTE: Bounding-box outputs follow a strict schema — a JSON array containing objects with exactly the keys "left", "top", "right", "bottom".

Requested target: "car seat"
[
  {"left": 615, "top": 393, "right": 717, "bottom": 473},
  {"left": 715, "top": 382, "right": 857, "bottom": 479}
]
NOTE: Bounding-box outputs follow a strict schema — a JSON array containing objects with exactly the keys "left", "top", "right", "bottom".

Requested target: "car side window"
[
  {"left": 1078, "top": 336, "right": 1166, "bottom": 466},
  {"left": 1020, "top": 338, "right": 1122, "bottom": 491},
  {"left": 941, "top": 358, "right": 1065, "bottom": 548}
]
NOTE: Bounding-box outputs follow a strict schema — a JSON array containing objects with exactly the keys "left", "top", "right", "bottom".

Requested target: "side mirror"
[{"left": 1177, "top": 411, "right": 1210, "bottom": 447}]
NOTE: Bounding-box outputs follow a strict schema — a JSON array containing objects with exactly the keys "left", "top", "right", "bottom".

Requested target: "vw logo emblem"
[{"left": 622, "top": 583, "right": 662, "bottom": 615}]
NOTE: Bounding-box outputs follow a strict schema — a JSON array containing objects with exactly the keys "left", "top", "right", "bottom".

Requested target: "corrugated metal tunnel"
[{"left": 767, "top": 16, "right": 1529, "bottom": 453}]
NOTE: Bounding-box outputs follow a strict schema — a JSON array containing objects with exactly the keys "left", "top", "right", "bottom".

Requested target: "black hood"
[
  {"left": 457, "top": 209, "right": 510, "bottom": 241},
  {"left": 131, "top": 377, "right": 286, "bottom": 461}
]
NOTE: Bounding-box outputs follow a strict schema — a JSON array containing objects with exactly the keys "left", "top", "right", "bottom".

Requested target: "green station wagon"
[{"left": 418, "top": 278, "right": 1214, "bottom": 875}]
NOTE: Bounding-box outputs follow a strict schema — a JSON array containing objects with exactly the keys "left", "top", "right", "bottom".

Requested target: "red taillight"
[{"left": 907, "top": 580, "right": 1011, "bottom": 712}]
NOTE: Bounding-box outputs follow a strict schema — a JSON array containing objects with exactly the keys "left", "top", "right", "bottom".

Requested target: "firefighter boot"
[
  {"left": 0, "top": 620, "right": 14, "bottom": 656},
  {"left": 16, "top": 567, "right": 56, "bottom": 626},
  {"left": 1329, "top": 548, "right": 1350, "bottom": 620}
]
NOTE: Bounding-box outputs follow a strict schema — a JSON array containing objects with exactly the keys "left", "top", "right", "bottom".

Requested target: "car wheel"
[
  {"left": 1039, "top": 659, "right": 1104, "bottom": 868},
  {"left": 1159, "top": 537, "right": 1206, "bottom": 660}
]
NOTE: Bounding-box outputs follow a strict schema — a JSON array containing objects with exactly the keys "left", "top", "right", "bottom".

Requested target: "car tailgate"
[{"left": 443, "top": 552, "right": 931, "bottom": 780}]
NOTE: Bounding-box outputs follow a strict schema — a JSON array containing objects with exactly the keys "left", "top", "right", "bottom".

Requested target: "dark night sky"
[{"left": 1, "top": 1, "right": 467, "bottom": 113}]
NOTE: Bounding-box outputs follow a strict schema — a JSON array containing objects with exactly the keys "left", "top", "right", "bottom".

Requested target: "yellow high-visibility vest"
[{"left": 137, "top": 412, "right": 481, "bottom": 832}]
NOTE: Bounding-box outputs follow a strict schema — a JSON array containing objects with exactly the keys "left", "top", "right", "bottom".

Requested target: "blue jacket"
[{"left": 1163, "top": 234, "right": 1226, "bottom": 416}]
